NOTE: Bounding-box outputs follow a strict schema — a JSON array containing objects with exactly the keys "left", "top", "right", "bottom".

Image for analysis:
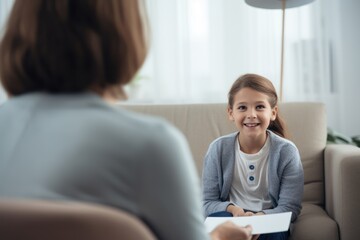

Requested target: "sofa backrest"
[{"left": 121, "top": 102, "right": 326, "bottom": 206}]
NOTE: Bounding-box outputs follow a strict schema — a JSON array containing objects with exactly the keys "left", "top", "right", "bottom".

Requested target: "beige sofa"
[{"left": 123, "top": 102, "right": 360, "bottom": 240}]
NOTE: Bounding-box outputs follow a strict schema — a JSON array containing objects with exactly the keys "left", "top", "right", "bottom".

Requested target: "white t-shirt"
[{"left": 229, "top": 136, "right": 273, "bottom": 212}]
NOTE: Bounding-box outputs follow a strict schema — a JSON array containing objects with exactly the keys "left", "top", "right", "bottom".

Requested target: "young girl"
[{"left": 202, "top": 74, "right": 304, "bottom": 240}]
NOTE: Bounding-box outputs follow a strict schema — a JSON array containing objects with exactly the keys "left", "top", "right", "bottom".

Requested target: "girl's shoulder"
[
  {"left": 210, "top": 132, "right": 238, "bottom": 146},
  {"left": 206, "top": 132, "right": 238, "bottom": 154},
  {"left": 268, "top": 130, "right": 299, "bottom": 153}
]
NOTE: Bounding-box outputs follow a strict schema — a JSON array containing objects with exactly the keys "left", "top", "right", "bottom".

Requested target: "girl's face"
[{"left": 228, "top": 87, "right": 277, "bottom": 141}]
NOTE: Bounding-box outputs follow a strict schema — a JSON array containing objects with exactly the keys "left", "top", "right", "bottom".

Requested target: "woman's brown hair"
[
  {"left": 228, "top": 73, "right": 287, "bottom": 138},
  {"left": 0, "top": 0, "right": 148, "bottom": 97}
]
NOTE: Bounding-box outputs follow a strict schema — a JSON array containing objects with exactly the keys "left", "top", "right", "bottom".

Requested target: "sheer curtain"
[
  {"left": 131, "top": 0, "right": 331, "bottom": 104},
  {"left": 0, "top": 0, "right": 331, "bottom": 105},
  {"left": 0, "top": 0, "right": 14, "bottom": 104}
]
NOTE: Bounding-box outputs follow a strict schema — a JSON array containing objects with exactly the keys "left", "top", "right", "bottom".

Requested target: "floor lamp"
[{"left": 244, "top": 0, "right": 315, "bottom": 101}]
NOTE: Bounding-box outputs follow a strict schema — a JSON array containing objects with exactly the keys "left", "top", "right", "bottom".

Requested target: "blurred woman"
[{"left": 0, "top": 1, "right": 256, "bottom": 239}]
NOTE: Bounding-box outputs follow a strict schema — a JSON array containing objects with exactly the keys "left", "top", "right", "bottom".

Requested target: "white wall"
[
  {"left": 339, "top": 0, "right": 360, "bottom": 137},
  {"left": 326, "top": 0, "right": 360, "bottom": 137}
]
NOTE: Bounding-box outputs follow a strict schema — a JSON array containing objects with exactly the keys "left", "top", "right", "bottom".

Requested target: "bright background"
[{"left": 1, "top": 0, "right": 359, "bottom": 137}]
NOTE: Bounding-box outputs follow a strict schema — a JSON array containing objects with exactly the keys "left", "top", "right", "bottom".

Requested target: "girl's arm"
[
  {"left": 263, "top": 145, "right": 304, "bottom": 222},
  {"left": 202, "top": 142, "right": 235, "bottom": 216}
]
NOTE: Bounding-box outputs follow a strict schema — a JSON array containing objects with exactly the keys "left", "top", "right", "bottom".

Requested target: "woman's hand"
[{"left": 210, "top": 222, "right": 259, "bottom": 240}]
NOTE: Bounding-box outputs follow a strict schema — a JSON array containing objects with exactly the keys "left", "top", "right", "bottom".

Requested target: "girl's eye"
[
  {"left": 256, "top": 105, "right": 265, "bottom": 110},
  {"left": 238, "top": 106, "right": 246, "bottom": 111}
]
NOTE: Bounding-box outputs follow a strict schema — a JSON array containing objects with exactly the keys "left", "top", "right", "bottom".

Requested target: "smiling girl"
[{"left": 202, "top": 74, "right": 304, "bottom": 240}]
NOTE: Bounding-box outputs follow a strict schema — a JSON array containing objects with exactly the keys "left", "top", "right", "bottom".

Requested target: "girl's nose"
[{"left": 247, "top": 109, "right": 256, "bottom": 119}]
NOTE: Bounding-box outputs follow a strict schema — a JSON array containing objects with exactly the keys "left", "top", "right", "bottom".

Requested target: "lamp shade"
[{"left": 245, "top": 0, "right": 314, "bottom": 9}]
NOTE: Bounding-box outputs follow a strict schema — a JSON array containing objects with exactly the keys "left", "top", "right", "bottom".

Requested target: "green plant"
[
  {"left": 327, "top": 127, "right": 360, "bottom": 147},
  {"left": 352, "top": 135, "right": 360, "bottom": 147}
]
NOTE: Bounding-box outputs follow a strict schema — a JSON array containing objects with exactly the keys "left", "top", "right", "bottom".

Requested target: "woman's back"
[{"left": 0, "top": 92, "right": 208, "bottom": 240}]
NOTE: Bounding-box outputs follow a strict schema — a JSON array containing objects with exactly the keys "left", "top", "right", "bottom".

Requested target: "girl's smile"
[{"left": 243, "top": 123, "right": 260, "bottom": 127}]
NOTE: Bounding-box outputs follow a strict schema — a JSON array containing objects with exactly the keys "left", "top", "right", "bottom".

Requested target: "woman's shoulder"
[
  {"left": 117, "top": 105, "right": 179, "bottom": 132},
  {"left": 108, "top": 105, "right": 185, "bottom": 146}
]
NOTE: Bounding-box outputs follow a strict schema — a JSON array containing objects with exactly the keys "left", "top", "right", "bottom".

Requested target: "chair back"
[{"left": 0, "top": 199, "right": 156, "bottom": 240}]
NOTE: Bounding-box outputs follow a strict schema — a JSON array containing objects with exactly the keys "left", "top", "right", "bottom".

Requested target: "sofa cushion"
[{"left": 290, "top": 203, "right": 339, "bottom": 240}]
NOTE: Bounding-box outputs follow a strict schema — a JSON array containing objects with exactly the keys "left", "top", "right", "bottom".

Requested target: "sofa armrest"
[{"left": 324, "top": 144, "right": 360, "bottom": 240}]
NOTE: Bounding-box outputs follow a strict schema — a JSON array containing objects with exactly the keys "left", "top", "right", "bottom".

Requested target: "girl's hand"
[
  {"left": 255, "top": 211, "right": 265, "bottom": 216},
  {"left": 226, "top": 205, "right": 246, "bottom": 217},
  {"left": 244, "top": 211, "right": 265, "bottom": 217},
  {"left": 244, "top": 211, "right": 255, "bottom": 216}
]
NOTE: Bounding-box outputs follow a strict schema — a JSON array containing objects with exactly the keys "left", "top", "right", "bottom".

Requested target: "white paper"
[{"left": 204, "top": 212, "right": 292, "bottom": 235}]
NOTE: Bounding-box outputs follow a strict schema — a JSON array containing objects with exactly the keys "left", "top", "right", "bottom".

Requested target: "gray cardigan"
[{"left": 202, "top": 131, "right": 304, "bottom": 222}]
